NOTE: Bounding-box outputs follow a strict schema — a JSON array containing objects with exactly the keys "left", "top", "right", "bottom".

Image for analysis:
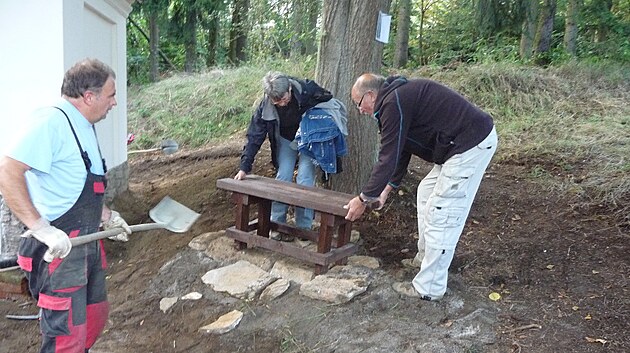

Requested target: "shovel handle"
[{"left": 70, "top": 223, "right": 166, "bottom": 246}]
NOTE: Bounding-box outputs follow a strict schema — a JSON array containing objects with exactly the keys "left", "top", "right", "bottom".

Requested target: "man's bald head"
[{"left": 352, "top": 73, "right": 385, "bottom": 96}]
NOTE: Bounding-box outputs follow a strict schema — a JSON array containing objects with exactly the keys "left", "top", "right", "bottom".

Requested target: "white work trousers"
[{"left": 412, "top": 127, "right": 497, "bottom": 300}]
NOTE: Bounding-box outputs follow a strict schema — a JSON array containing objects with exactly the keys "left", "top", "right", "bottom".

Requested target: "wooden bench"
[{"left": 216, "top": 175, "right": 358, "bottom": 274}]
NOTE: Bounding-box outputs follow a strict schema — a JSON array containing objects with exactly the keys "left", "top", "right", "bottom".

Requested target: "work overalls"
[{"left": 17, "top": 108, "right": 109, "bottom": 353}]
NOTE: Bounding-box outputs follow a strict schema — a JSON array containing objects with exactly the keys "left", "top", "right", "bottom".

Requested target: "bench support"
[{"left": 218, "top": 176, "right": 358, "bottom": 274}]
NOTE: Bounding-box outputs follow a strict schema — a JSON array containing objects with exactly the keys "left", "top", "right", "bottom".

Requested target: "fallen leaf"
[
  {"left": 592, "top": 270, "right": 599, "bottom": 274},
  {"left": 440, "top": 320, "right": 453, "bottom": 328},
  {"left": 584, "top": 314, "right": 592, "bottom": 320},
  {"left": 572, "top": 306, "right": 579, "bottom": 311},
  {"left": 585, "top": 337, "right": 608, "bottom": 345},
  {"left": 489, "top": 292, "right": 501, "bottom": 301},
  {"left": 472, "top": 219, "right": 480, "bottom": 224},
  {"left": 511, "top": 214, "right": 521, "bottom": 221},
  {"left": 546, "top": 264, "right": 555, "bottom": 270}
]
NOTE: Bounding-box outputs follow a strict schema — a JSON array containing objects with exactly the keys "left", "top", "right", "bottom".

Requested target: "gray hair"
[
  {"left": 262, "top": 71, "right": 290, "bottom": 100},
  {"left": 61, "top": 58, "right": 116, "bottom": 98}
]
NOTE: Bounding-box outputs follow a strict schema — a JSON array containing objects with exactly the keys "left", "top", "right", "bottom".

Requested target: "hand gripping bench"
[{"left": 216, "top": 175, "right": 358, "bottom": 274}]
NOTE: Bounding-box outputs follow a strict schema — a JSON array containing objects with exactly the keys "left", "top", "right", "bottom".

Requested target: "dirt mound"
[{"left": 1, "top": 141, "right": 628, "bottom": 352}]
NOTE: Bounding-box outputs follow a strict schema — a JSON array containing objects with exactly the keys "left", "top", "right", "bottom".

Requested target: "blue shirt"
[{"left": 5, "top": 99, "right": 105, "bottom": 221}]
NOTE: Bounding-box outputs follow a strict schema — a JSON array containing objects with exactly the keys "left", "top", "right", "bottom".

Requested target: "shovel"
[
  {"left": 69, "top": 196, "right": 200, "bottom": 247},
  {"left": 127, "top": 139, "right": 179, "bottom": 155}
]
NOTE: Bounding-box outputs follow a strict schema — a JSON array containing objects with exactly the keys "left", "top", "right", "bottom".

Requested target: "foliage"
[
  {"left": 127, "top": 0, "right": 629, "bottom": 84},
  {"left": 381, "top": 0, "right": 630, "bottom": 69},
  {"left": 127, "top": 59, "right": 315, "bottom": 149}
]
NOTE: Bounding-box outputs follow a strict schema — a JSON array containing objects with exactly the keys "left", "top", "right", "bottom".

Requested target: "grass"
[
  {"left": 127, "top": 59, "right": 315, "bottom": 149},
  {"left": 128, "top": 59, "right": 630, "bottom": 220}
]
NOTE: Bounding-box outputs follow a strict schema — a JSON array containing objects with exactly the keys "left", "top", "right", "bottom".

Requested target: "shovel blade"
[{"left": 149, "top": 196, "right": 200, "bottom": 233}]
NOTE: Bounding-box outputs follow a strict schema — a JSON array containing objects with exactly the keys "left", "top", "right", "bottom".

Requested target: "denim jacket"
[
  {"left": 239, "top": 78, "right": 332, "bottom": 173},
  {"left": 296, "top": 99, "right": 348, "bottom": 174}
]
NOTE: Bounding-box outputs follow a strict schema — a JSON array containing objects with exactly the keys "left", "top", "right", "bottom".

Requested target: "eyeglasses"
[{"left": 356, "top": 91, "right": 371, "bottom": 110}]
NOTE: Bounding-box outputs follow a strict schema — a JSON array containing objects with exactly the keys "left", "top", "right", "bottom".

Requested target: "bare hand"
[
  {"left": 234, "top": 170, "right": 247, "bottom": 180},
  {"left": 343, "top": 196, "right": 367, "bottom": 221}
]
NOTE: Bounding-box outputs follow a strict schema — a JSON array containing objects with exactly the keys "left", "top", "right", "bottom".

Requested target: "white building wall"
[
  {"left": 0, "top": 0, "right": 132, "bottom": 169},
  {"left": 0, "top": 0, "right": 134, "bottom": 260}
]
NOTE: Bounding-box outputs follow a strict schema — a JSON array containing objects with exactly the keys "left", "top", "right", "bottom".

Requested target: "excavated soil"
[{"left": 1, "top": 139, "right": 628, "bottom": 353}]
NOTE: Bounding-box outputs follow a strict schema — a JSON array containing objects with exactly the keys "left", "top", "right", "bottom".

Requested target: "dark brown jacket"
[{"left": 361, "top": 76, "right": 494, "bottom": 198}]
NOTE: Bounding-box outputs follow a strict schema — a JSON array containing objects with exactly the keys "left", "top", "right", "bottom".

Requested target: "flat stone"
[
  {"left": 392, "top": 282, "right": 420, "bottom": 298},
  {"left": 198, "top": 310, "right": 243, "bottom": 334},
  {"left": 159, "top": 297, "right": 178, "bottom": 313},
  {"left": 259, "top": 278, "right": 290, "bottom": 301},
  {"left": 201, "top": 260, "right": 277, "bottom": 299},
  {"left": 181, "top": 292, "right": 203, "bottom": 300},
  {"left": 188, "top": 231, "right": 224, "bottom": 251},
  {"left": 270, "top": 259, "right": 314, "bottom": 284},
  {"left": 350, "top": 230, "right": 361, "bottom": 243},
  {"left": 299, "top": 268, "right": 370, "bottom": 304},
  {"left": 347, "top": 255, "right": 380, "bottom": 269},
  {"left": 204, "top": 236, "right": 275, "bottom": 271}
]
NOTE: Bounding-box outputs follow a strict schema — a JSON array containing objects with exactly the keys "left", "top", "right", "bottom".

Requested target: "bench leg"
[
  {"left": 233, "top": 193, "right": 251, "bottom": 250},
  {"left": 257, "top": 199, "right": 272, "bottom": 237},
  {"left": 335, "top": 219, "right": 352, "bottom": 266},
  {"left": 314, "top": 213, "right": 335, "bottom": 274}
]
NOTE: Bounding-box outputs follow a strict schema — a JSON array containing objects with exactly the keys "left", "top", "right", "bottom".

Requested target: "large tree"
[
  {"left": 564, "top": 0, "right": 580, "bottom": 56},
  {"left": 393, "top": 0, "right": 411, "bottom": 68},
  {"left": 520, "top": 0, "right": 539, "bottom": 60},
  {"left": 315, "top": 0, "right": 392, "bottom": 194},
  {"left": 533, "top": 0, "right": 557, "bottom": 61},
  {"left": 229, "top": 0, "right": 250, "bottom": 64},
  {"left": 417, "top": 0, "right": 438, "bottom": 66}
]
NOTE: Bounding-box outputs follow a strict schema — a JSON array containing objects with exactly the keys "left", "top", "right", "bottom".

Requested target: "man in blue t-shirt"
[{"left": 0, "top": 58, "right": 131, "bottom": 353}]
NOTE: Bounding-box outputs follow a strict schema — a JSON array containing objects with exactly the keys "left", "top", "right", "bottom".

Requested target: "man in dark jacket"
[
  {"left": 345, "top": 73, "right": 498, "bottom": 301},
  {"left": 234, "top": 71, "right": 333, "bottom": 240}
]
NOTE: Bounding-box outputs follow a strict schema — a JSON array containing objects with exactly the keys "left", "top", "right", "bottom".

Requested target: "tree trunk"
[
  {"left": 519, "top": 0, "right": 538, "bottom": 60},
  {"left": 533, "top": 0, "right": 556, "bottom": 55},
  {"left": 148, "top": 10, "right": 159, "bottom": 82},
  {"left": 304, "top": 0, "right": 321, "bottom": 56},
  {"left": 315, "top": 0, "right": 392, "bottom": 194},
  {"left": 418, "top": 8, "right": 425, "bottom": 65},
  {"left": 476, "top": 0, "right": 497, "bottom": 38},
  {"left": 563, "top": 0, "right": 579, "bottom": 56},
  {"left": 184, "top": 8, "right": 197, "bottom": 73},
  {"left": 290, "top": 0, "right": 305, "bottom": 58},
  {"left": 596, "top": 0, "right": 612, "bottom": 43},
  {"left": 229, "top": 0, "right": 250, "bottom": 65},
  {"left": 206, "top": 16, "right": 219, "bottom": 67},
  {"left": 393, "top": 0, "right": 411, "bottom": 68},
  {"left": 418, "top": 1, "right": 436, "bottom": 66}
]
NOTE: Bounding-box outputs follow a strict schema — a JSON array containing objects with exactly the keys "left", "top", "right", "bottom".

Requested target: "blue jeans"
[{"left": 271, "top": 136, "right": 316, "bottom": 229}]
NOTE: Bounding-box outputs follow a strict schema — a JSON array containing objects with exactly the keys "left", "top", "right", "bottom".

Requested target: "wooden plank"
[
  {"left": 217, "top": 175, "right": 353, "bottom": 217},
  {"left": 225, "top": 227, "right": 358, "bottom": 266}
]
